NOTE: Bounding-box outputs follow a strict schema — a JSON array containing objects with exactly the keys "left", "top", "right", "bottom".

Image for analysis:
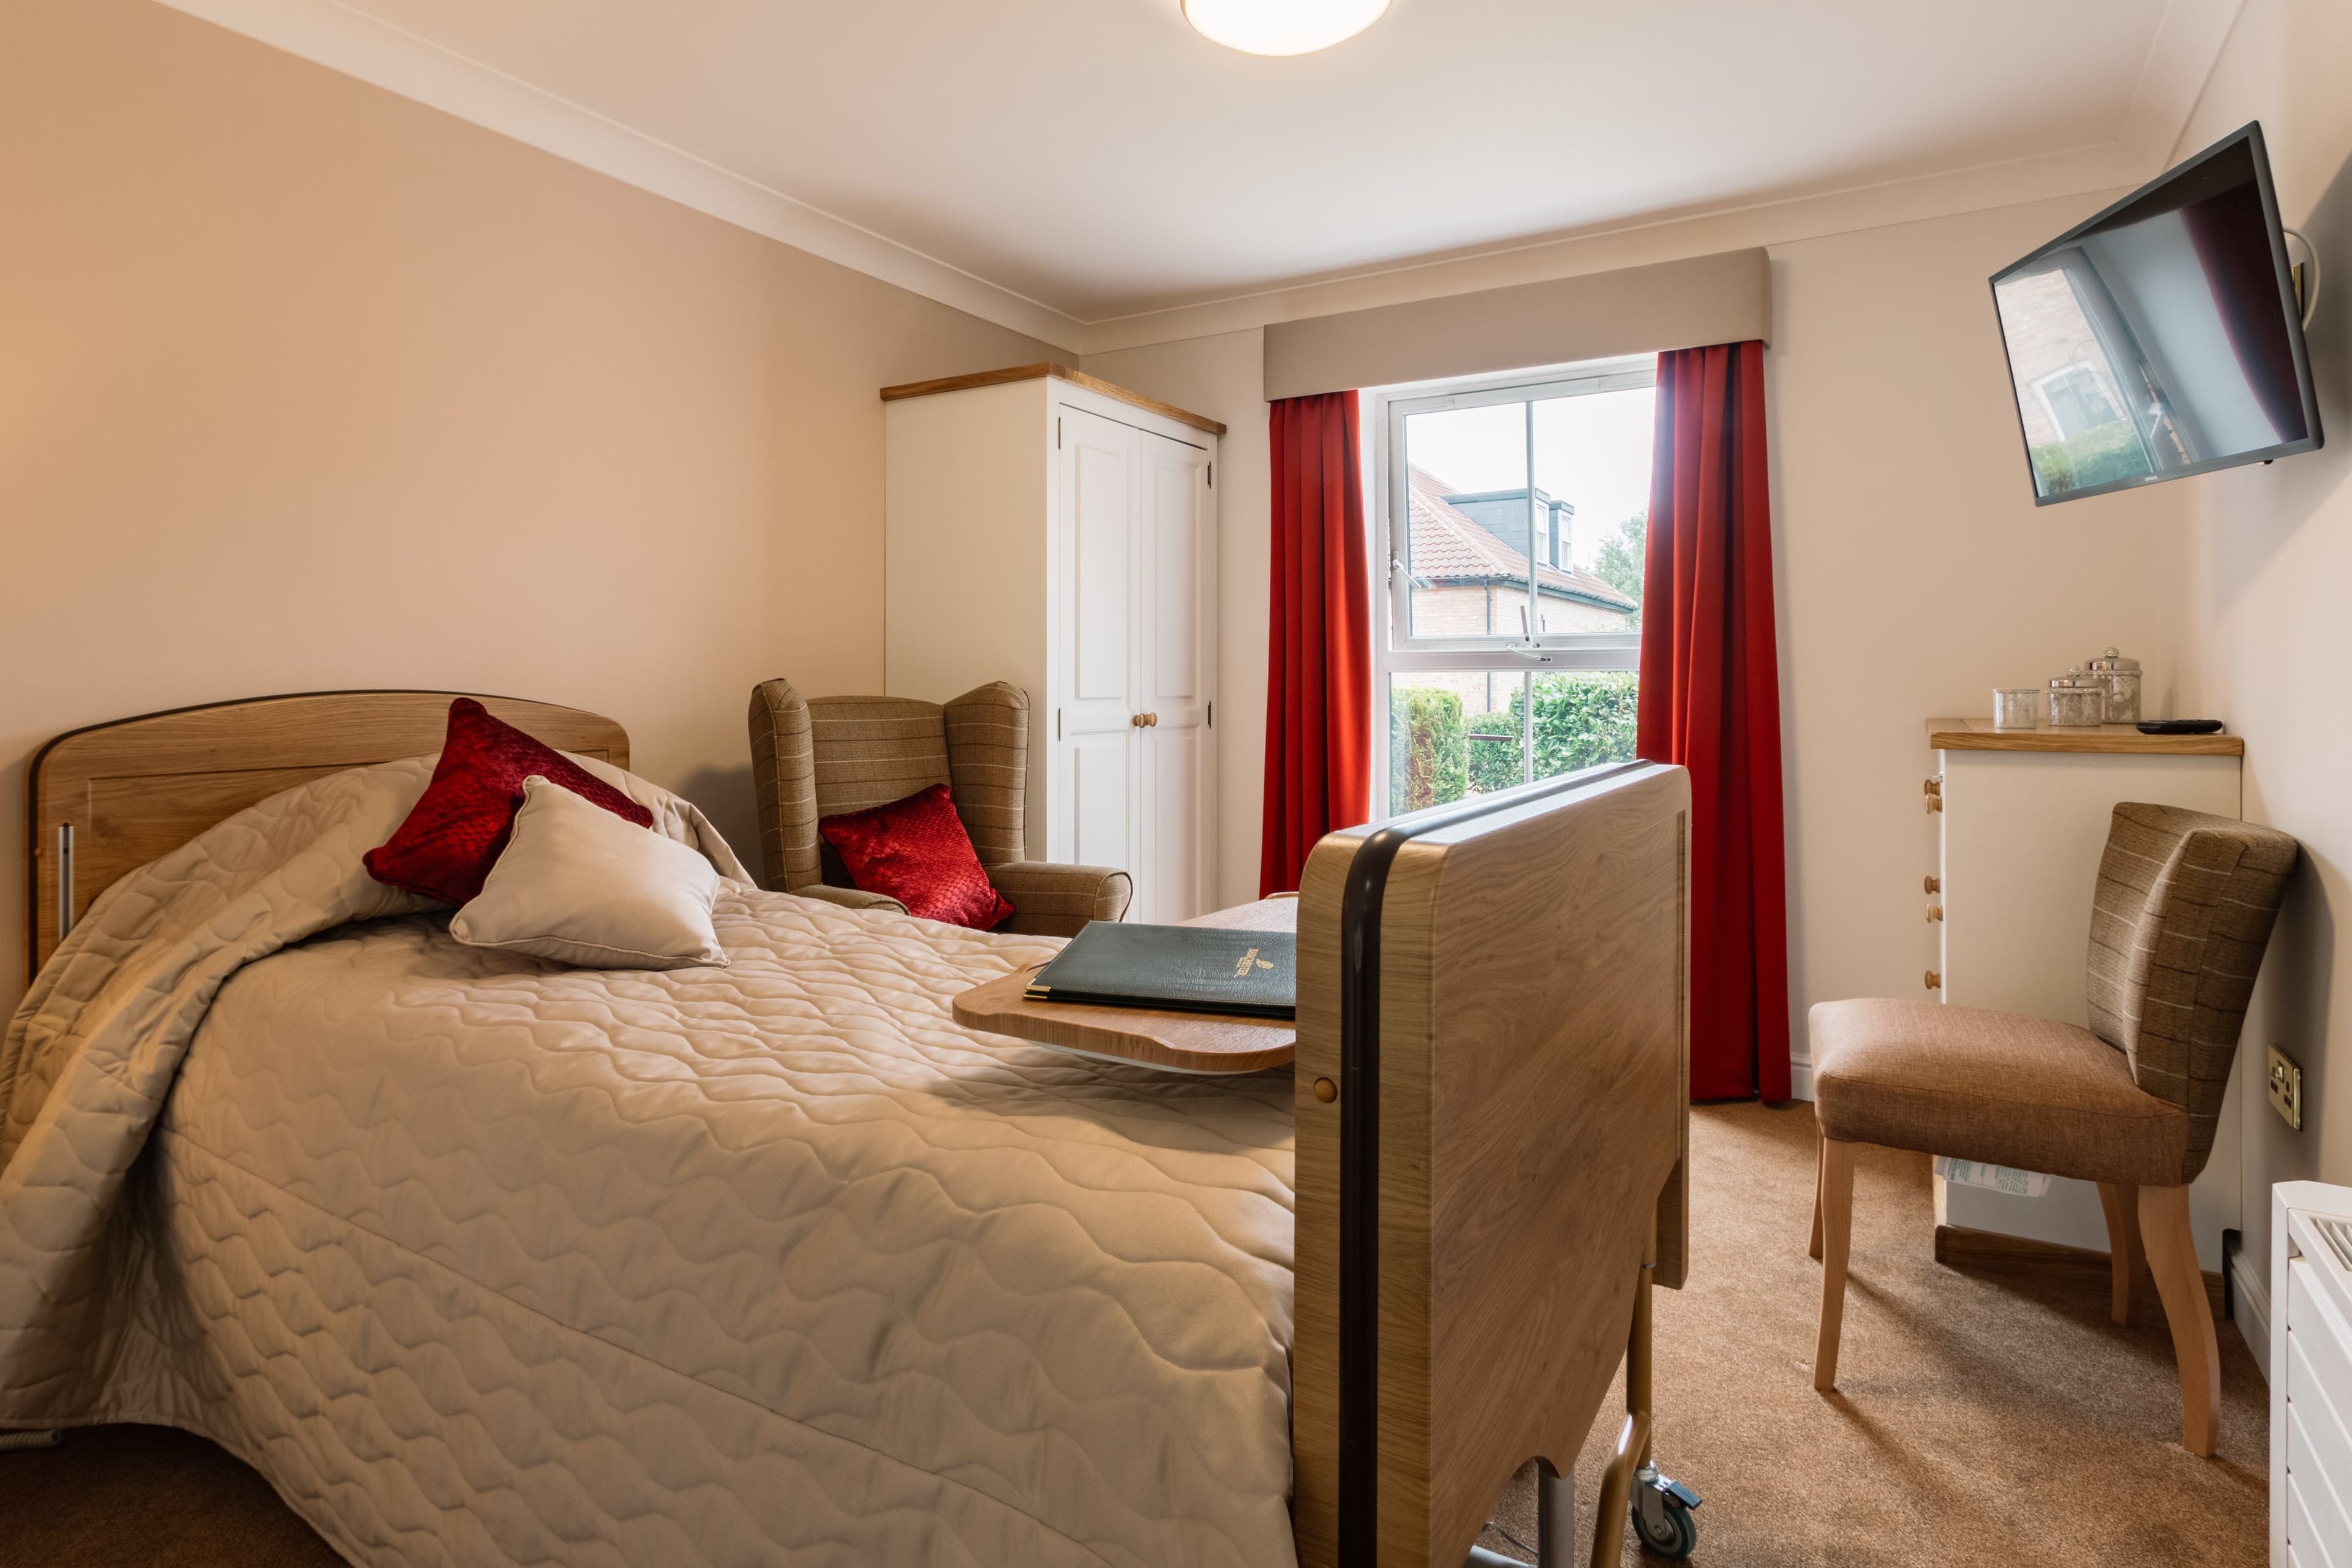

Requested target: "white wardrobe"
[{"left": 883, "top": 366, "right": 1221, "bottom": 924}]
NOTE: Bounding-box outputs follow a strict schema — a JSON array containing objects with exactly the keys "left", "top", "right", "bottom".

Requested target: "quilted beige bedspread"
[{"left": 0, "top": 760, "right": 1297, "bottom": 1566}]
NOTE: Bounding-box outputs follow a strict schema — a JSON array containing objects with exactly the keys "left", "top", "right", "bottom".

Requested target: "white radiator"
[{"left": 2274, "top": 1183, "right": 2352, "bottom": 1566}]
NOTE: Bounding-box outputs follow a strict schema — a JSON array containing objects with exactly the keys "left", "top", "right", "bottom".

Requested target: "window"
[
  {"left": 1993, "top": 261, "right": 2160, "bottom": 494},
  {"left": 2035, "top": 362, "right": 2126, "bottom": 441},
  {"left": 1369, "top": 359, "right": 1656, "bottom": 816}
]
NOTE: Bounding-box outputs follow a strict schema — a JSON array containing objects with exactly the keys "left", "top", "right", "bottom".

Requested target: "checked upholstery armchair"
[{"left": 748, "top": 678, "right": 1132, "bottom": 938}]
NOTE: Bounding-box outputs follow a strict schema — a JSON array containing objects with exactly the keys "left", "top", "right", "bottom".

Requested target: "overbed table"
[{"left": 951, "top": 896, "right": 1297, "bottom": 1074}]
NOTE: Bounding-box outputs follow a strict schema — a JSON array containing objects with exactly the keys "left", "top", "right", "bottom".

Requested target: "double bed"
[{"left": 1, "top": 691, "right": 1691, "bottom": 1568}]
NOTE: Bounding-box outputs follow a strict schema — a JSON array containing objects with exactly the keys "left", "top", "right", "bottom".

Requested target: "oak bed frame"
[{"left": 23, "top": 692, "right": 1693, "bottom": 1568}]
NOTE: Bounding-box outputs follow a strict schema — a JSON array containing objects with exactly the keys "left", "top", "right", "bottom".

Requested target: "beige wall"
[
  {"left": 13, "top": 2, "right": 2292, "bottom": 1193},
  {"left": 1097, "top": 197, "right": 2199, "bottom": 1066},
  {"left": 1079, "top": 329, "right": 1270, "bottom": 908},
  {"left": 0, "top": 0, "right": 1054, "bottom": 1009},
  {"left": 2170, "top": 0, "right": 2352, "bottom": 1287},
  {"left": 1767, "top": 195, "right": 2196, "bottom": 1089}
]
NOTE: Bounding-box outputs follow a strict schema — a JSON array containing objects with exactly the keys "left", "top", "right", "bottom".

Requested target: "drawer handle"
[
  {"left": 1925, "top": 970, "right": 1943, "bottom": 990},
  {"left": 1926, "top": 902, "right": 1944, "bottom": 922},
  {"left": 1924, "top": 874, "right": 1940, "bottom": 895}
]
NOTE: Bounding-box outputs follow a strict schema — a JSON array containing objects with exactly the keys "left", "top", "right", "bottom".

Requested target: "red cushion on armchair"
[
  {"left": 817, "top": 783, "right": 1016, "bottom": 930},
  {"left": 364, "top": 698, "right": 654, "bottom": 905}
]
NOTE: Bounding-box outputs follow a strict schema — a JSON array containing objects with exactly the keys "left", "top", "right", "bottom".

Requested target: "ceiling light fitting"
[{"left": 1182, "top": 0, "right": 1390, "bottom": 56}]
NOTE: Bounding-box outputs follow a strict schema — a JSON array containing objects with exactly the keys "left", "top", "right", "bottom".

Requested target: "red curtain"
[
  {"left": 1638, "top": 342, "right": 1792, "bottom": 1101},
  {"left": 1261, "top": 390, "right": 1372, "bottom": 895}
]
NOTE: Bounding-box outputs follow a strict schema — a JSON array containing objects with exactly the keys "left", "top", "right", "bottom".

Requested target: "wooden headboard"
[{"left": 26, "top": 691, "right": 630, "bottom": 981}]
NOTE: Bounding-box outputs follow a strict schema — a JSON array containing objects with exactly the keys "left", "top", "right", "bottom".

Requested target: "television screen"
[{"left": 1990, "top": 123, "right": 2323, "bottom": 505}]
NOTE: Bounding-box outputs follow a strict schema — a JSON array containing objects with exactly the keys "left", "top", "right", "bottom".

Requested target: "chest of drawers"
[{"left": 2274, "top": 1182, "right": 2352, "bottom": 1564}]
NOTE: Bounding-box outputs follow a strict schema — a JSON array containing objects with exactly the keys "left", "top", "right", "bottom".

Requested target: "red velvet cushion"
[
  {"left": 364, "top": 698, "right": 654, "bottom": 905},
  {"left": 817, "top": 783, "right": 1016, "bottom": 930}
]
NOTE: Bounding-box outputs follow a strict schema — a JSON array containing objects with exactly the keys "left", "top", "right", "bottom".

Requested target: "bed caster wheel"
[{"left": 1630, "top": 1465, "right": 1700, "bottom": 1560}]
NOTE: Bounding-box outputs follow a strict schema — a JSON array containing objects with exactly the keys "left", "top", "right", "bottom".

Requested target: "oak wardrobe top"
[{"left": 879, "top": 363, "right": 1227, "bottom": 437}]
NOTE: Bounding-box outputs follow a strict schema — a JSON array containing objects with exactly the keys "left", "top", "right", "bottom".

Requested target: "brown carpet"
[
  {"left": 4, "top": 1104, "right": 2264, "bottom": 1566},
  {"left": 1477, "top": 1102, "right": 2266, "bottom": 1566},
  {"left": 0, "top": 1421, "right": 342, "bottom": 1566}
]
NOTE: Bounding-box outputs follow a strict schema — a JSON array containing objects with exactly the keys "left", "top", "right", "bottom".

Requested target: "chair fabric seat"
[{"left": 1811, "top": 998, "right": 2190, "bottom": 1187}]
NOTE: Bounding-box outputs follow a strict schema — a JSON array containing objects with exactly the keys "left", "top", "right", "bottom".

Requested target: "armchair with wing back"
[{"left": 747, "top": 678, "right": 1132, "bottom": 938}]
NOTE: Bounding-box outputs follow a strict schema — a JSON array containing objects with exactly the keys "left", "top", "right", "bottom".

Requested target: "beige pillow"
[{"left": 451, "top": 775, "right": 728, "bottom": 970}]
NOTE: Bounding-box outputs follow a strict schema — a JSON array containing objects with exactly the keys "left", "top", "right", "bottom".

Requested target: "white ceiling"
[{"left": 172, "top": 0, "right": 2244, "bottom": 333}]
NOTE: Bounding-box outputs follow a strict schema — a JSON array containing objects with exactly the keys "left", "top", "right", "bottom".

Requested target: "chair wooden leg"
[
  {"left": 2140, "top": 1183, "right": 2219, "bottom": 1456},
  {"left": 1809, "top": 1133, "right": 1825, "bottom": 1261},
  {"left": 1814, "top": 1139, "right": 1858, "bottom": 1392},
  {"left": 2097, "top": 1181, "right": 2142, "bottom": 1327}
]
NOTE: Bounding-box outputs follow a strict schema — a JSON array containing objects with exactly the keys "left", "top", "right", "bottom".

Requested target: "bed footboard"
[{"left": 1292, "top": 761, "right": 1692, "bottom": 1568}]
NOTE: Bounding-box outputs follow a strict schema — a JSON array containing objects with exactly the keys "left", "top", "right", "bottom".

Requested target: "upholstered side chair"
[
  {"left": 747, "top": 677, "right": 1132, "bottom": 938},
  {"left": 1807, "top": 802, "right": 2296, "bottom": 1456}
]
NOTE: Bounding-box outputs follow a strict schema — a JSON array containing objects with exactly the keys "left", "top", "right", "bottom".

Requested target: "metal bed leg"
[
  {"left": 1537, "top": 1458, "right": 1575, "bottom": 1564},
  {"left": 1461, "top": 1459, "right": 1574, "bottom": 1567},
  {"left": 1587, "top": 1224, "right": 1701, "bottom": 1564},
  {"left": 1467, "top": 1214, "right": 1700, "bottom": 1568}
]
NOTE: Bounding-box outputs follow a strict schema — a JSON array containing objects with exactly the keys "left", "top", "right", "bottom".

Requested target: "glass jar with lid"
[
  {"left": 2048, "top": 668, "right": 2106, "bottom": 728},
  {"left": 2087, "top": 647, "right": 2141, "bottom": 724}
]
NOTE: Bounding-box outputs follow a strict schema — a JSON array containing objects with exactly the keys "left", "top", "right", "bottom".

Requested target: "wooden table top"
[
  {"left": 951, "top": 897, "right": 1298, "bottom": 1074},
  {"left": 1927, "top": 716, "right": 2243, "bottom": 756}
]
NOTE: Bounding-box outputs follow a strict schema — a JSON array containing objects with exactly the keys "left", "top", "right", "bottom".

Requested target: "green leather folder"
[{"left": 1023, "top": 923, "right": 1296, "bottom": 1019}]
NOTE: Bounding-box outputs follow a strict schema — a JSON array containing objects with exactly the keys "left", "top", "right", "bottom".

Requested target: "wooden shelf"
[
  {"left": 880, "top": 362, "right": 1227, "bottom": 436},
  {"left": 1927, "top": 717, "right": 2243, "bottom": 757}
]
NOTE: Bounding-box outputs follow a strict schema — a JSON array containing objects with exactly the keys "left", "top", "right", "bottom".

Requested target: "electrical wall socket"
[{"left": 2269, "top": 1044, "right": 2304, "bottom": 1131}]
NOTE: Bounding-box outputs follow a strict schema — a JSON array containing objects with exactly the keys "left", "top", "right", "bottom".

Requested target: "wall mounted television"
[{"left": 1990, "top": 122, "right": 2323, "bottom": 506}]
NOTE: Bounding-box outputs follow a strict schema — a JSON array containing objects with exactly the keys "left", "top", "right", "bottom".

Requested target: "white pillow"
[{"left": 451, "top": 775, "right": 728, "bottom": 970}]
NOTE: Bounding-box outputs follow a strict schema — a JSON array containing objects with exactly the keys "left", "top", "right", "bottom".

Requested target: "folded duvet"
[{"left": 0, "top": 759, "right": 1297, "bottom": 1566}]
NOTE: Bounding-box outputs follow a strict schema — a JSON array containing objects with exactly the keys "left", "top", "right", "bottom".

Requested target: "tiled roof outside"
[{"left": 1406, "top": 467, "right": 1637, "bottom": 611}]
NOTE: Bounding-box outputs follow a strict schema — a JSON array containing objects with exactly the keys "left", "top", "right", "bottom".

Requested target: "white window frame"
[
  {"left": 2034, "top": 361, "right": 2124, "bottom": 441},
  {"left": 1365, "top": 356, "right": 1654, "bottom": 813}
]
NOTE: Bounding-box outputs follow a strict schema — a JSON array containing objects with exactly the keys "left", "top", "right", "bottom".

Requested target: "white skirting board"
[
  {"left": 2233, "top": 1245, "right": 2271, "bottom": 1384},
  {"left": 1787, "top": 1054, "right": 1814, "bottom": 1102}
]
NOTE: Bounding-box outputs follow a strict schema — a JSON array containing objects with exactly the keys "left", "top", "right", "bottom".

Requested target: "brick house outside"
[{"left": 1401, "top": 466, "right": 1637, "bottom": 715}]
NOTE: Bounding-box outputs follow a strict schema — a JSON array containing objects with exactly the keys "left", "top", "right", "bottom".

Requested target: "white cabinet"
[
  {"left": 884, "top": 368, "right": 1219, "bottom": 923},
  {"left": 2274, "top": 1183, "right": 2352, "bottom": 1566},
  {"left": 1928, "top": 719, "right": 2244, "bottom": 1271}
]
